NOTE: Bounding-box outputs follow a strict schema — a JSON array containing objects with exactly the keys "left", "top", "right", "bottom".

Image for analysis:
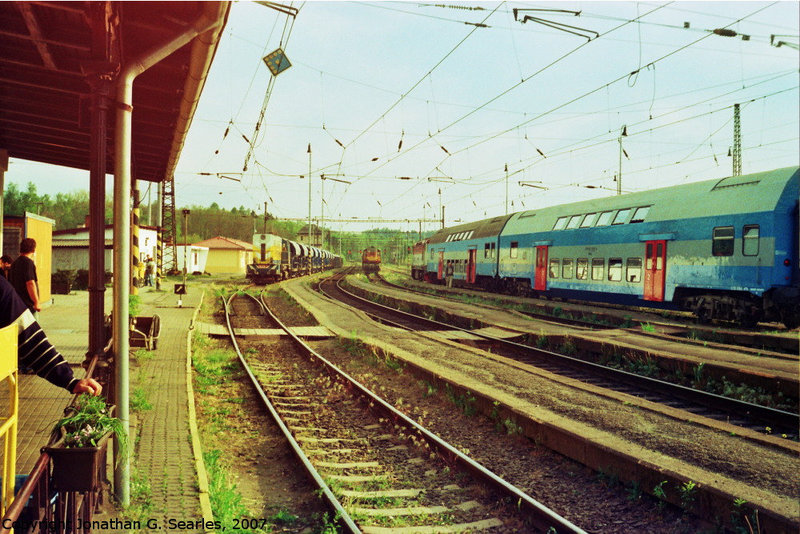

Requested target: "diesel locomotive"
[
  {"left": 362, "top": 246, "right": 382, "bottom": 274},
  {"left": 247, "top": 233, "right": 341, "bottom": 284},
  {"left": 414, "top": 167, "right": 799, "bottom": 328}
]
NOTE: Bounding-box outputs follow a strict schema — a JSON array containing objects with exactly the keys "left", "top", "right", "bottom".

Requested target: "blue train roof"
[{"left": 501, "top": 166, "right": 799, "bottom": 236}]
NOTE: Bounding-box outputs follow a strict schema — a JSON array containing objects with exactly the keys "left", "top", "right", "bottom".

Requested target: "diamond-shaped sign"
[{"left": 263, "top": 48, "right": 291, "bottom": 76}]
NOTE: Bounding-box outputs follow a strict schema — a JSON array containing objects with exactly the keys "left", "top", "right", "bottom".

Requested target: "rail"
[
  {"left": 344, "top": 274, "right": 799, "bottom": 433},
  {"left": 258, "top": 285, "right": 585, "bottom": 533},
  {"left": 222, "top": 293, "right": 358, "bottom": 533}
]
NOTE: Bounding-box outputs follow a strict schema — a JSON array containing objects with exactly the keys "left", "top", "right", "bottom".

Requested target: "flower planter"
[{"left": 44, "top": 432, "right": 111, "bottom": 492}]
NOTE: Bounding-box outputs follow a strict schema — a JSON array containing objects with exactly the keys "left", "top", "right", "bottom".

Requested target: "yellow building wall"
[
  {"left": 204, "top": 249, "right": 249, "bottom": 274},
  {"left": 25, "top": 215, "right": 53, "bottom": 303}
]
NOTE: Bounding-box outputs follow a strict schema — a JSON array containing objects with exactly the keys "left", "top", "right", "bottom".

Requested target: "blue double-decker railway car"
[{"left": 417, "top": 167, "right": 799, "bottom": 328}]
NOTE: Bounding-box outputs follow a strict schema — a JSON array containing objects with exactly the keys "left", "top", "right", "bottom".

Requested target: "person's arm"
[
  {"left": 26, "top": 279, "right": 40, "bottom": 311},
  {"left": 1, "top": 277, "right": 101, "bottom": 395}
]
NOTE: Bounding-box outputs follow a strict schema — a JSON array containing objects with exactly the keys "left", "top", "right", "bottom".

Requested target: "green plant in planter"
[
  {"left": 52, "top": 394, "right": 128, "bottom": 458},
  {"left": 129, "top": 295, "right": 141, "bottom": 318}
]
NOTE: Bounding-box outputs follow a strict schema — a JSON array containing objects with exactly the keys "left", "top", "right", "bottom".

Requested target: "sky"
[{"left": 6, "top": 0, "right": 799, "bottom": 235}]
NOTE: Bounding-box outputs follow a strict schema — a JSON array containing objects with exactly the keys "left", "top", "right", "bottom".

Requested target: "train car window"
[
  {"left": 712, "top": 226, "right": 734, "bottom": 256},
  {"left": 630, "top": 206, "right": 650, "bottom": 223},
  {"left": 553, "top": 217, "right": 569, "bottom": 230},
  {"left": 591, "top": 258, "right": 604, "bottom": 280},
  {"left": 626, "top": 258, "right": 642, "bottom": 282},
  {"left": 510, "top": 241, "right": 519, "bottom": 258},
  {"left": 596, "top": 211, "right": 615, "bottom": 226},
  {"left": 562, "top": 259, "right": 574, "bottom": 278},
  {"left": 491, "top": 243, "right": 496, "bottom": 258},
  {"left": 608, "top": 258, "right": 623, "bottom": 281},
  {"left": 743, "top": 225, "right": 759, "bottom": 256},
  {"left": 549, "top": 259, "right": 560, "bottom": 278},
  {"left": 484, "top": 243, "right": 491, "bottom": 258},
  {"left": 576, "top": 258, "right": 588, "bottom": 280},
  {"left": 612, "top": 208, "right": 631, "bottom": 225},
  {"left": 566, "top": 215, "right": 584, "bottom": 229},
  {"left": 580, "top": 213, "right": 599, "bottom": 227}
]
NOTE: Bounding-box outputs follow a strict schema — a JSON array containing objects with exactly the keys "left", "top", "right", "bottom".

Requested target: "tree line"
[{"left": 5, "top": 182, "right": 430, "bottom": 262}]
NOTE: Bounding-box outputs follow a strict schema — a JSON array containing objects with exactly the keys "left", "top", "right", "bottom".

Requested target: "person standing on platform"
[
  {"left": 0, "top": 275, "right": 102, "bottom": 395},
  {"left": 0, "top": 255, "right": 11, "bottom": 280},
  {"left": 144, "top": 256, "right": 155, "bottom": 287},
  {"left": 9, "top": 238, "right": 40, "bottom": 318},
  {"left": 445, "top": 260, "right": 454, "bottom": 288}
]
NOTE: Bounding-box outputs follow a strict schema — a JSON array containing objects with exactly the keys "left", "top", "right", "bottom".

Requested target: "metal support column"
[{"left": 87, "top": 74, "right": 111, "bottom": 361}]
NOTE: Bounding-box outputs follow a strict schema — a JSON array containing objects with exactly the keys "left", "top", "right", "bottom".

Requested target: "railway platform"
[
  {"left": 14, "top": 283, "right": 208, "bottom": 531},
  {"left": 354, "top": 275, "right": 800, "bottom": 393}
]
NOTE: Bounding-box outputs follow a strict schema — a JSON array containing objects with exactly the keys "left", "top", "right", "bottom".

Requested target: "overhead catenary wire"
[
  {"left": 414, "top": 2, "right": 780, "bottom": 181},
  {"left": 343, "top": 3, "right": 501, "bottom": 150},
  {"left": 357, "top": 2, "right": 673, "bottom": 183}
]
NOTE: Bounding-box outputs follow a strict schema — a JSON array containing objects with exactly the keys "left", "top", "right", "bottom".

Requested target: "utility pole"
[
  {"left": 732, "top": 103, "right": 742, "bottom": 176},
  {"left": 320, "top": 174, "right": 324, "bottom": 250},
  {"left": 307, "top": 143, "right": 312, "bottom": 247},
  {"left": 438, "top": 189, "right": 443, "bottom": 229},
  {"left": 263, "top": 201, "right": 268, "bottom": 233},
  {"left": 504, "top": 163, "right": 509, "bottom": 215},
  {"left": 618, "top": 125, "right": 628, "bottom": 196}
]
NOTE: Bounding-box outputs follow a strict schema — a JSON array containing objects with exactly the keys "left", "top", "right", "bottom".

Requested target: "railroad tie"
[
  {"left": 305, "top": 448, "right": 356, "bottom": 456},
  {"left": 360, "top": 518, "right": 503, "bottom": 534},
  {"left": 278, "top": 407, "right": 313, "bottom": 415},
  {"left": 352, "top": 500, "right": 481, "bottom": 517},
  {"left": 314, "top": 461, "right": 381, "bottom": 469},
  {"left": 295, "top": 436, "right": 367, "bottom": 444},
  {"left": 272, "top": 399, "right": 310, "bottom": 407},
  {"left": 325, "top": 473, "right": 389, "bottom": 483},
  {"left": 339, "top": 488, "right": 422, "bottom": 499}
]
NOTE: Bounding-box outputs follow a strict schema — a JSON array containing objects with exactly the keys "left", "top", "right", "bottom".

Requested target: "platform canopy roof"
[{"left": 0, "top": 1, "right": 230, "bottom": 182}]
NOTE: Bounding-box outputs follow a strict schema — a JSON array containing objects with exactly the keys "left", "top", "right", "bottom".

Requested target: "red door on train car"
[
  {"left": 534, "top": 246, "right": 548, "bottom": 291},
  {"left": 437, "top": 251, "right": 444, "bottom": 280},
  {"left": 644, "top": 240, "right": 666, "bottom": 301},
  {"left": 467, "top": 249, "right": 477, "bottom": 284}
]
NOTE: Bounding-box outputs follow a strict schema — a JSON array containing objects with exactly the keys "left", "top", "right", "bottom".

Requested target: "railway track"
[
  {"left": 222, "top": 290, "right": 584, "bottom": 533},
  {"left": 373, "top": 272, "right": 799, "bottom": 356},
  {"left": 323, "top": 271, "right": 799, "bottom": 440}
]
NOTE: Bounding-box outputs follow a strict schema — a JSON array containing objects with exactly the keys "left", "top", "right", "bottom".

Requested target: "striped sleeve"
[{"left": 1, "top": 276, "right": 77, "bottom": 392}]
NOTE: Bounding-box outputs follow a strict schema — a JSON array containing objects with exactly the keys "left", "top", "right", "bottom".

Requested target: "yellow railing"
[{"left": 0, "top": 323, "right": 18, "bottom": 517}]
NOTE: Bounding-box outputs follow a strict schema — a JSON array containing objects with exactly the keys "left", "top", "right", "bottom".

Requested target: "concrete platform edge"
[{"left": 185, "top": 290, "right": 215, "bottom": 532}]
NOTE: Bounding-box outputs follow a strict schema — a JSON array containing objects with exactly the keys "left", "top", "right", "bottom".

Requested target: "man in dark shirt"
[
  {"left": 0, "top": 275, "right": 101, "bottom": 395},
  {"left": 9, "top": 238, "right": 40, "bottom": 315}
]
